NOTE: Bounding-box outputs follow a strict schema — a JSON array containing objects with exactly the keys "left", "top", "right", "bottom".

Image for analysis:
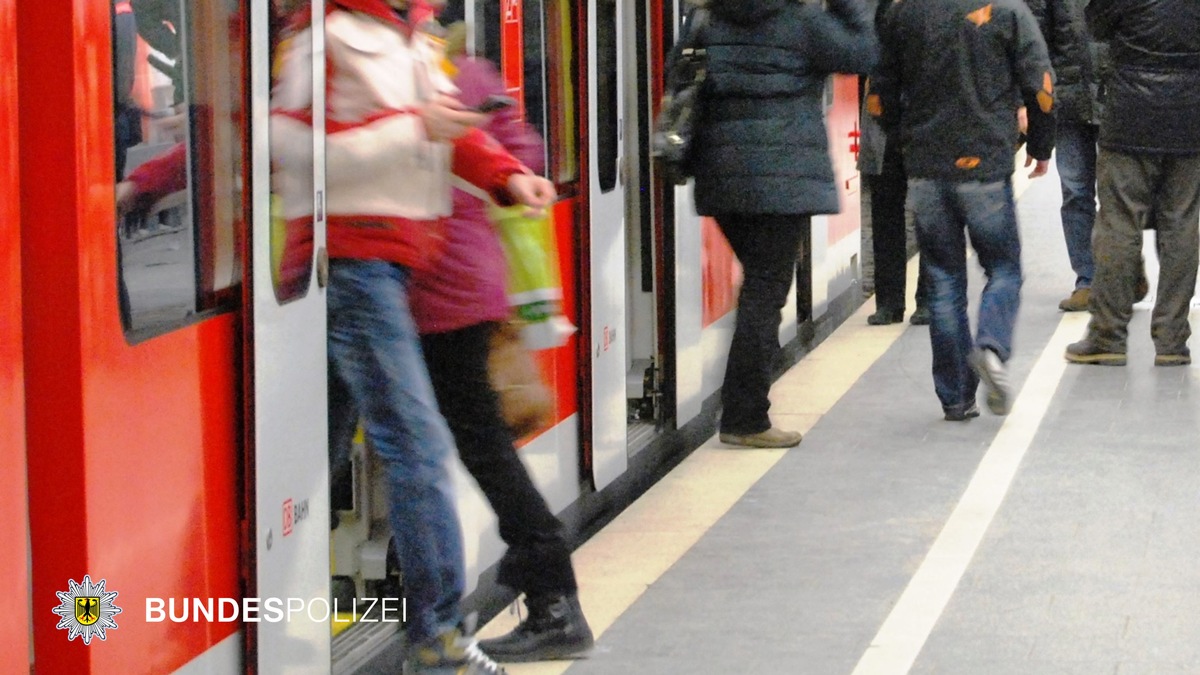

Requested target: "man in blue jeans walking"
[{"left": 870, "top": 0, "right": 1056, "bottom": 420}]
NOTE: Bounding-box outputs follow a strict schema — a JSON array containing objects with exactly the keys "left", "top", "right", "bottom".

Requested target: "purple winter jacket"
[{"left": 409, "top": 57, "right": 547, "bottom": 335}]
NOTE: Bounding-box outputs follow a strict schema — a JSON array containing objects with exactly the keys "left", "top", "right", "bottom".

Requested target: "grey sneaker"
[
  {"left": 719, "top": 427, "right": 802, "bottom": 448},
  {"left": 404, "top": 616, "right": 507, "bottom": 675},
  {"left": 969, "top": 348, "right": 1011, "bottom": 416}
]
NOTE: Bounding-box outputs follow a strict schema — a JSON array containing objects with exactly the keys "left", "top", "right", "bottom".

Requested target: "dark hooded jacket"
[
  {"left": 1086, "top": 0, "right": 1200, "bottom": 154},
  {"left": 688, "top": 0, "right": 878, "bottom": 216}
]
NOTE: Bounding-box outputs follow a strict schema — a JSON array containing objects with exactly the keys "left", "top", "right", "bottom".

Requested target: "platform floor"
[{"left": 481, "top": 166, "right": 1200, "bottom": 675}]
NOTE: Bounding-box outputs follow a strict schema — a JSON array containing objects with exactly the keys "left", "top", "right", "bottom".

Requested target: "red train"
[{"left": 3, "top": 0, "right": 864, "bottom": 672}]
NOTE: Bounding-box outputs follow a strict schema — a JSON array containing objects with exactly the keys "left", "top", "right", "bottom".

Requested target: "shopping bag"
[
  {"left": 490, "top": 203, "right": 577, "bottom": 350},
  {"left": 488, "top": 320, "right": 554, "bottom": 439}
]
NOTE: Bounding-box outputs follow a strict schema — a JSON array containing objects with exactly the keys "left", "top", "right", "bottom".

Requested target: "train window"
[
  {"left": 539, "top": 0, "right": 580, "bottom": 187},
  {"left": 470, "top": 0, "right": 578, "bottom": 188},
  {"left": 113, "top": 0, "right": 245, "bottom": 338},
  {"left": 595, "top": 0, "right": 618, "bottom": 192}
]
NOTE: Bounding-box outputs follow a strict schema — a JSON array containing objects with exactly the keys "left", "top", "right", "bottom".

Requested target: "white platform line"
[{"left": 851, "top": 313, "right": 1087, "bottom": 675}]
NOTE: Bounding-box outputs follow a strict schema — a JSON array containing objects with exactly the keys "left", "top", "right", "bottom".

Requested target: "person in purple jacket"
[{"left": 407, "top": 32, "right": 595, "bottom": 663}]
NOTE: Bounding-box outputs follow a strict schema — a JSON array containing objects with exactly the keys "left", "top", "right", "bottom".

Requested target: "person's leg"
[
  {"left": 868, "top": 145, "right": 908, "bottom": 322},
  {"left": 1055, "top": 122, "right": 1099, "bottom": 309},
  {"left": 422, "top": 323, "right": 592, "bottom": 661},
  {"left": 1148, "top": 153, "right": 1200, "bottom": 363},
  {"left": 910, "top": 179, "right": 976, "bottom": 419},
  {"left": 421, "top": 324, "right": 575, "bottom": 595},
  {"left": 960, "top": 179, "right": 1022, "bottom": 415},
  {"left": 1069, "top": 148, "right": 1155, "bottom": 363},
  {"left": 715, "top": 213, "right": 804, "bottom": 445},
  {"left": 326, "top": 259, "right": 465, "bottom": 648}
]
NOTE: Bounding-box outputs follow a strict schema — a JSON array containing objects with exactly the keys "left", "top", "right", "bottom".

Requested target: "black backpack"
[{"left": 652, "top": 7, "right": 710, "bottom": 186}]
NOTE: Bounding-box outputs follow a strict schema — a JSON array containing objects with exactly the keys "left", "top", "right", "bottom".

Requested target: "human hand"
[
  {"left": 1025, "top": 154, "right": 1049, "bottom": 178},
  {"left": 419, "top": 94, "right": 487, "bottom": 142},
  {"left": 506, "top": 173, "right": 556, "bottom": 214},
  {"left": 1017, "top": 107, "right": 1028, "bottom": 134},
  {"left": 115, "top": 181, "right": 138, "bottom": 216}
]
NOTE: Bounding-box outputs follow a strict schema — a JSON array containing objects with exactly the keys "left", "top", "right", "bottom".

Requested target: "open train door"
[
  {"left": 246, "top": 0, "right": 330, "bottom": 670},
  {"left": 587, "top": 0, "right": 630, "bottom": 489}
]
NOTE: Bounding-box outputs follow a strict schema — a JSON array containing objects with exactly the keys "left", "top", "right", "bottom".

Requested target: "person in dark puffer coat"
[
  {"left": 1065, "top": 0, "right": 1200, "bottom": 367},
  {"left": 685, "top": 0, "right": 878, "bottom": 449}
]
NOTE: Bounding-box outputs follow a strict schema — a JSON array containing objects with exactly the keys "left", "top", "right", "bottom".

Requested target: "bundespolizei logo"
[{"left": 53, "top": 575, "right": 123, "bottom": 644}]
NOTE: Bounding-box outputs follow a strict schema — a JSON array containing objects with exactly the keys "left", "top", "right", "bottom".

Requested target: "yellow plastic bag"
[{"left": 490, "top": 204, "right": 576, "bottom": 350}]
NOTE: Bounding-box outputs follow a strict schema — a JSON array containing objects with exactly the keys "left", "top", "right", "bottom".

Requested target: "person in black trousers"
[
  {"left": 687, "top": 0, "right": 878, "bottom": 448},
  {"left": 860, "top": 0, "right": 929, "bottom": 326}
]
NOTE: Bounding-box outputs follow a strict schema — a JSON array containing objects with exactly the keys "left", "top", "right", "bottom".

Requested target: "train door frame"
[
  {"left": 623, "top": 0, "right": 668, "bottom": 449},
  {"left": 584, "top": 0, "right": 630, "bottom": 489},
  {"left": 246, "top": 0, "right": 331, "bottom": 670},
  {"left": 1, "top": 0, "right": 31, "bottom": 665}
]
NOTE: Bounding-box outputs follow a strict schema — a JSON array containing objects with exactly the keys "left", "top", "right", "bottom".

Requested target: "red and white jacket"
[{"left": 270, "top": 0, "right": 527, "bottom": 270}]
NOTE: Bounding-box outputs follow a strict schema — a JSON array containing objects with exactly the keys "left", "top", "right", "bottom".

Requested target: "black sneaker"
[
  {"left": 867, "top": 307, "right": 904, "bottom": 325},
  {"left": 477, "top": 593, "right": 594, "bottom": 663},
  {"left": 909, "top": 305, "right": 932, "bottom": 325},
  {"left": 943, "top": 402, "right": 981, "bottom": 422}
]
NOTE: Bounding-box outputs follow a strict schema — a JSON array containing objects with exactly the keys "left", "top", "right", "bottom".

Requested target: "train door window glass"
[
  {"left": 471, "top": 0, "right": 577, "bottom": 188},
  {"left": 539, "top": 0, "right": 579, "bottom": 187},
  {"left": 268, "top": 1, "right": 315, "bottom": 303},
  {"left": 113, "top": 0, "right": 245, "bottom": 338},
  {"left": 596, "top": 0, "right": 618, "bottom": 192}
]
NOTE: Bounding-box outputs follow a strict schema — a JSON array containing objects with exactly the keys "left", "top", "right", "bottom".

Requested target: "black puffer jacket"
[
  {"left": 872, "top": 0, "right": 1055, "bottom": 182},
  {"left": 1024, "top": 0, "right": 1107, "bottom": 124},
  {"left": 1086, "top": 0, "right": 1200, "bottom": 154},
  {"left": 689, "top": 0, "right": 878, "bottom": 216}
]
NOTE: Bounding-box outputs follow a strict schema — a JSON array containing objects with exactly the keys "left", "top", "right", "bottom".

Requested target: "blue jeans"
[
  {"left": 910, "top": 179, "right": 1022, "bottom": 413},
  {"left": 327, "top": 259, "right": 464, "bottom": 646},
  {"left": 1056, "top": 122, "right": 1099, "bottom": 290}
]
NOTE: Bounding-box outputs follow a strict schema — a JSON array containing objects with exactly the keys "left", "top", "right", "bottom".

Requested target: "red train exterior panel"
[
  {"left": 18, "top": 2, "right": 240, "bottom": 672},
  {"left": 1, "top": 0, "right": 30, "bottom": 669}
]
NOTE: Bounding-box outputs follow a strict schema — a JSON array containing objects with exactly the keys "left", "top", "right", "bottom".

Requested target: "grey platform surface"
[{"left": 565, "top": 172, "right": 1200, "bottom": 675}]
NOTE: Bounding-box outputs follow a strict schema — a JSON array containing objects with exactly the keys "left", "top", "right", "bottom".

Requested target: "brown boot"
[
  {"left": 719, "top": 428, "right": 802, "bottom": 448},
  {"left": 1058, "top": 288, "right": 1090, "bottom": 312}
]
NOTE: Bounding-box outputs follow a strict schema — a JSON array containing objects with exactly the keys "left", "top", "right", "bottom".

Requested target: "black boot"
[{"left": 477, "top": 593, "right": 594, "bottom": 662}]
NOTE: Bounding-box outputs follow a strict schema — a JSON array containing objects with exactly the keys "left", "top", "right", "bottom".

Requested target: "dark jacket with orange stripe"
[
  {"left": 1086, "top": 0, "right": 1200, "bottom": 155},
  {"left": 869, "top": 0, "right": 1055, "bottom": 182}
]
